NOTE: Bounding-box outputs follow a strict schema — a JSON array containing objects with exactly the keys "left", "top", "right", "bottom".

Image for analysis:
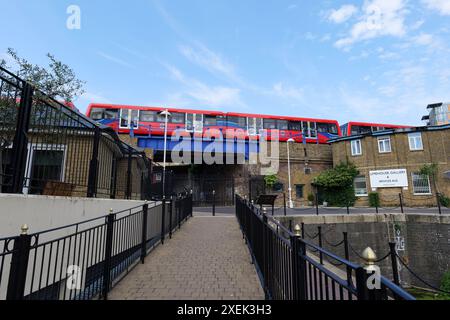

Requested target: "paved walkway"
[{"left": 109, "top": 216, "right": 265, "bottom": 300}]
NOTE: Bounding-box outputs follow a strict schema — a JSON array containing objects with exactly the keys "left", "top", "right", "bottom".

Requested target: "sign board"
[{"left": 369, "top": 169, "right": 408, "bottom": 188}]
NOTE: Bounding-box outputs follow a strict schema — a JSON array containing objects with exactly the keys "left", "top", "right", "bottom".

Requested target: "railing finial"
[
  {"left": 294, "top": 224, "right": 302, "bottom": 237},
  {"left": 109, "top": 208, "right": 114, "bottom": 215},
  {"left": 362, "top": 247, "right": 377, "bottom": 270},
  {"left": 21, "top": 224, "right": 29, "bottom": 235}
]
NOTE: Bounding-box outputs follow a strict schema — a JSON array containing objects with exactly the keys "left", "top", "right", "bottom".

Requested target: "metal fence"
[
  {"left": 0, "top": 195, "right": 193, "bottom": 300},
  {"left": 0, "top": 65, "right": 151, "bottom": 200},
  {"left": 235, "top": 195, "right": 415, "bottom": 301}
]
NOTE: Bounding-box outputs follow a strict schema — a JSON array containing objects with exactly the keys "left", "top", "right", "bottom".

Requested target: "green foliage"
[
  {"left": 419, "top": 163, "right": 438, "bottom": 179},
  {"left": 313, "top": 163, "right": 359, "bottom": 207},
  {"left": 2, "top": 48, "right": 85, "bottom": 102},
  {"left": 439, "top": 194, "right": 450, "bottom": 208},
  {"left": 307, "top": 193, "right": 315, "bottom": 202},
  {"left": 313, "top": 163, "right": 359, "bottom": 188},
  {"left": 264, "top": 175, "right": 278, "bottom": 189},
  {"left": 369, "top": 192, "right": 380, "bottom": 208},
  {"left": 440, "top": 271, "right": 450, "bottom": 298}
]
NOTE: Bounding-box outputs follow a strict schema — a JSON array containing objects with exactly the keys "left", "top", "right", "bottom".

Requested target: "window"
[
  {"left": 204, "top": 115, "right": 217, "bottom": 126},
  {"left": 90, "top": 108, "right": 104, "bottom": 120},
  {"left": 317, "top": 123, "right": 329, "bottom": 133},
  {"left": 263, "top": 119, "right": 277, "bottom": 129},
  {"left": 277, "top": 120, "right": 289, "bottom": 130},
  {"left": 412, "top": 173, "right": 431, "bottom": 195},
  {"left": 228, "top": 116, "right": 247, "bottom": 128},
  {"left": 29, "top": 149, "right": 65, "bottom": 195},
  {"left": 104, "top": 109, "right": 118, "bottom": 120},
  {"left": 288, "top": 121, "right": 302, "bottom": 131},
  {"left": 408, "top": 132, "right": 423, "bottom": 151},
  {"left": 170, "top": 112, "right": 185, "bottom": 124},
  {"left": 354, "top": 176, "right": 368, "bottom": 196},
  {"left": 139, "top": 111, "right": 156, "bottom": 122},
  {"left": 351, "top": 140, "right": 362, "bottom": 156},
  {"left": 378, "top": 136, "right": 392, "bottom": 153},
  {"left": 295, "top": 185, "right": 304, "bottom": 198},
  {"left": 272, "top": 182, "right": 284, "bottom": 192}
]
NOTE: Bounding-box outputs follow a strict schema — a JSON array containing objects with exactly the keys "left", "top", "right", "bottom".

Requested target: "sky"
[{"left": 1, "top": 0, "right": 450, "bottom": 126}]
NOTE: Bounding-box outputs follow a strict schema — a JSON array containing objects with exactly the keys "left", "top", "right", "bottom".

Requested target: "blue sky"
[{"left": 1, "top": 0, "right": 450, "bottom": 126}]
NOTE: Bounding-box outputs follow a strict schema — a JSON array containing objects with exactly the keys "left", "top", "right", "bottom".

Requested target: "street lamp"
[
  {"left": 160, "top": 109, "right": 171, "bottom": 200},
  {"left": 287, "top": 138, "right": 295, "bottom": 209}
]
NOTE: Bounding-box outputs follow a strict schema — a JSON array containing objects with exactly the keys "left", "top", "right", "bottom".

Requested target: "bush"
[
  {"left": 439, "top": 194, "right": 450, "bottom": 208},
  {"left": 440, "top": 271, "right": 450, "bottom": 298},
  {"left": 313, "top": 162, "right": 359, "bottom": 207},
  {"left": 369, "top": 192, "right": 380, "bottom": 208},
  {"left": 307, "top": 194, "right": 315, "bottom": 203}
]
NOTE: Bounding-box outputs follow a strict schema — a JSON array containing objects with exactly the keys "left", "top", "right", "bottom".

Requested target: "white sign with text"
[{"left": 369, "top": 169, "right": 408, "bottom": 188}]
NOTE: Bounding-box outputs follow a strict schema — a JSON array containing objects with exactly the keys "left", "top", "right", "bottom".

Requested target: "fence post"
[
  {"left": 355, "top": 267, "right": 369, "bottom": 300},
  {"left": 436, "top": 193, "right": 442, "bottom": 215},
  {"left": 9, "top": 82, "right": 33, "bottom": 194},
  {"left": 315, "top": 191, "right": 319, "bottom": 216},
  {"left": 290, "top": 225, "right": 307, "bottom": 300},
  {"left": 343, "top": 232, "right": 353, "bottom": 286},
  {"left": 161, "top": 198, "right": 166, "bottom": 244},
  {"left": 102, "top": 210, "right": 115, "bottom": 300},
  {"left": 301, "top": 222, "right": 305, "bottom": 239},
  {"left": 169, "top": 196, "right": 173, "bottom": 239},
  {"left": 361, "top": 247, "right": 381, "bottom": 300},
  {"left": 178, "top": 197, "right": 181, "bottom": 230},
  {"left": 389, "top": 242, "right": 400, "bottom": 285},
  {"left": 262, "top": 214, "right": 269, "bottom": 299},
  {"left": 141, "top": 202, "right": 148, "bottom": 264},
  {"left": 126, "top": 150, "right": 132, "bottom": 200},
  {"left": 6, "top": 225, "right": 32, "bottom": 300},
  {"left": 212, "top": 190, "right": 216, "bottom": 217},
  {"left": 399, "top": 193, "right": 404, "bottom": 214},
  {"left": 346, "top": 205, "right": 350, "bottom": 215},
  {"left": 283, "top": 193, "right": 287, "bottom": 216},
  {"left": 318, "top": 226, "right": 323, "bottom": 265},
  {"left": 87, "top": 126, "right": 100, "bottom": 198}
]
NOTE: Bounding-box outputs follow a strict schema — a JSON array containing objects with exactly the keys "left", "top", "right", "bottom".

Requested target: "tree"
[
  {"left": 1, "top": 48, "right": 85, "bottom": 102},
  {"left": 313, "top": 162, "right": 359, "bottom": 207},
  {"left": 0, "top": 49, "right": 86, "bottom": 189}
]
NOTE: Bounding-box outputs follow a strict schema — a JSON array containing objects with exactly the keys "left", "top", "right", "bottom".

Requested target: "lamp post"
[
  {"left": 287, "top": 138, "right": 295, "bottom": 209},
  {"left": 160, "top": 109, "right": 171, "bottom": 200}
]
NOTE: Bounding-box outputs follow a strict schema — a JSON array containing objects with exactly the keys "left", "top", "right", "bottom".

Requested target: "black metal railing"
[
  {"left": 0, "top": 65, "right": 152, "bottom": 200},
  {"left": 235, "top": 195, "right": 415, "bottom": 301},
  {"left": 0, "top": 195, "right": 193, "bottom": 300}
]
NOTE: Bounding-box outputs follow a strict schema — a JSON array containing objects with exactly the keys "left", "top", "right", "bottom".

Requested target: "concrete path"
[{"left": 109, "top": 216, "right": 265, "bottom": 300}]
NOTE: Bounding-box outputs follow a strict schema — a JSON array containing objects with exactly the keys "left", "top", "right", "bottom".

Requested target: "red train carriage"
[
  {"left": 86, "top": 103, "right": 342, "bottom": 144},
  {"left": 225, "top": 112, "right": 341, "bottom": 143},
  {"left": 86, "top": 104, "right": 226, "bottom": 137},
  {"left": 340, "top": 122, "right": 412, "bottom": 137}
]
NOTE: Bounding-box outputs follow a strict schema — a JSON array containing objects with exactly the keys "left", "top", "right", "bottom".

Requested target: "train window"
[
  {"left": 139, "top": 111, "right": 156, "bottom": 122},
  {"left": 216, "top": 115, "right": 227, "bottom": 125},
  {"left": 228, "top": 116, "right": 247, "bottom": 128},
  {"left": 90, "top": 108, "right": 104, "bottom": 120},
  {"left": 263, "top": 119, "right": 277, "bottom": 129},
  {"left": 204, "top": 115, "right": 217, "bottom": 126},
  {"left": 317, "top": 123, "right": 329, "bottom": 133},
  {"left": 329, "top": 124, "right": 338, "bottom": 134},
  {"left": 104, "top": 109, "right": 119, "bottom": 119},
  {"left": 277, "top": 120, "right": 288, "bottom": 130},
  {"left": 171, "top": 112, "right": 185, "bottom": 124},
  {"left": 288, "top": 121, "right": 302, "bottom": 131}
]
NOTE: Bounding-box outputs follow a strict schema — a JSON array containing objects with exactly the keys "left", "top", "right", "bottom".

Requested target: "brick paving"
[{"left": 109, "top": 216, "right": 265, "bottom": 300}]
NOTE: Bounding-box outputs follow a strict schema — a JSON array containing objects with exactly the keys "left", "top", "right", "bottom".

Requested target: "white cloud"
[
  {"left": 334, "top": 0, "right": 408, "bottom": 49},
  {"left": 163, "top": 64, "right": 246, "bottom": 109},
  {"left": 271, "top": 83, "right": 304, "bottom": 101},
  {"left": 97, "top": 52, "right": 134, "bottom": 69},
  {"left": 412, "top": 33, "right": 434, "bottom": 46},
  {"left": 328, "top": 5, "right": 358, "bottom": 24},
  {"left": 422, "top": 0, "right": 450, "bottom": 15}
]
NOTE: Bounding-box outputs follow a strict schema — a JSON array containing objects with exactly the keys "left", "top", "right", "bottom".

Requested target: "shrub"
[
  {"left": 313, "top": 162, "right": 359, "bottom": 207},
  {"left": 440, "top": 271, "right": 450, "bottom": 298},
  {"left": 439, "top": 194, "right": 450, "bottom": 208},
  {"left": 264, "top": 175, "right": 278, "bottom": 189},
  {"left": 369, "top": 192, "right": 380, "bottom": 208},
  {"left": 307, "top": 194, "right": 315, "bottom": 203}
]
